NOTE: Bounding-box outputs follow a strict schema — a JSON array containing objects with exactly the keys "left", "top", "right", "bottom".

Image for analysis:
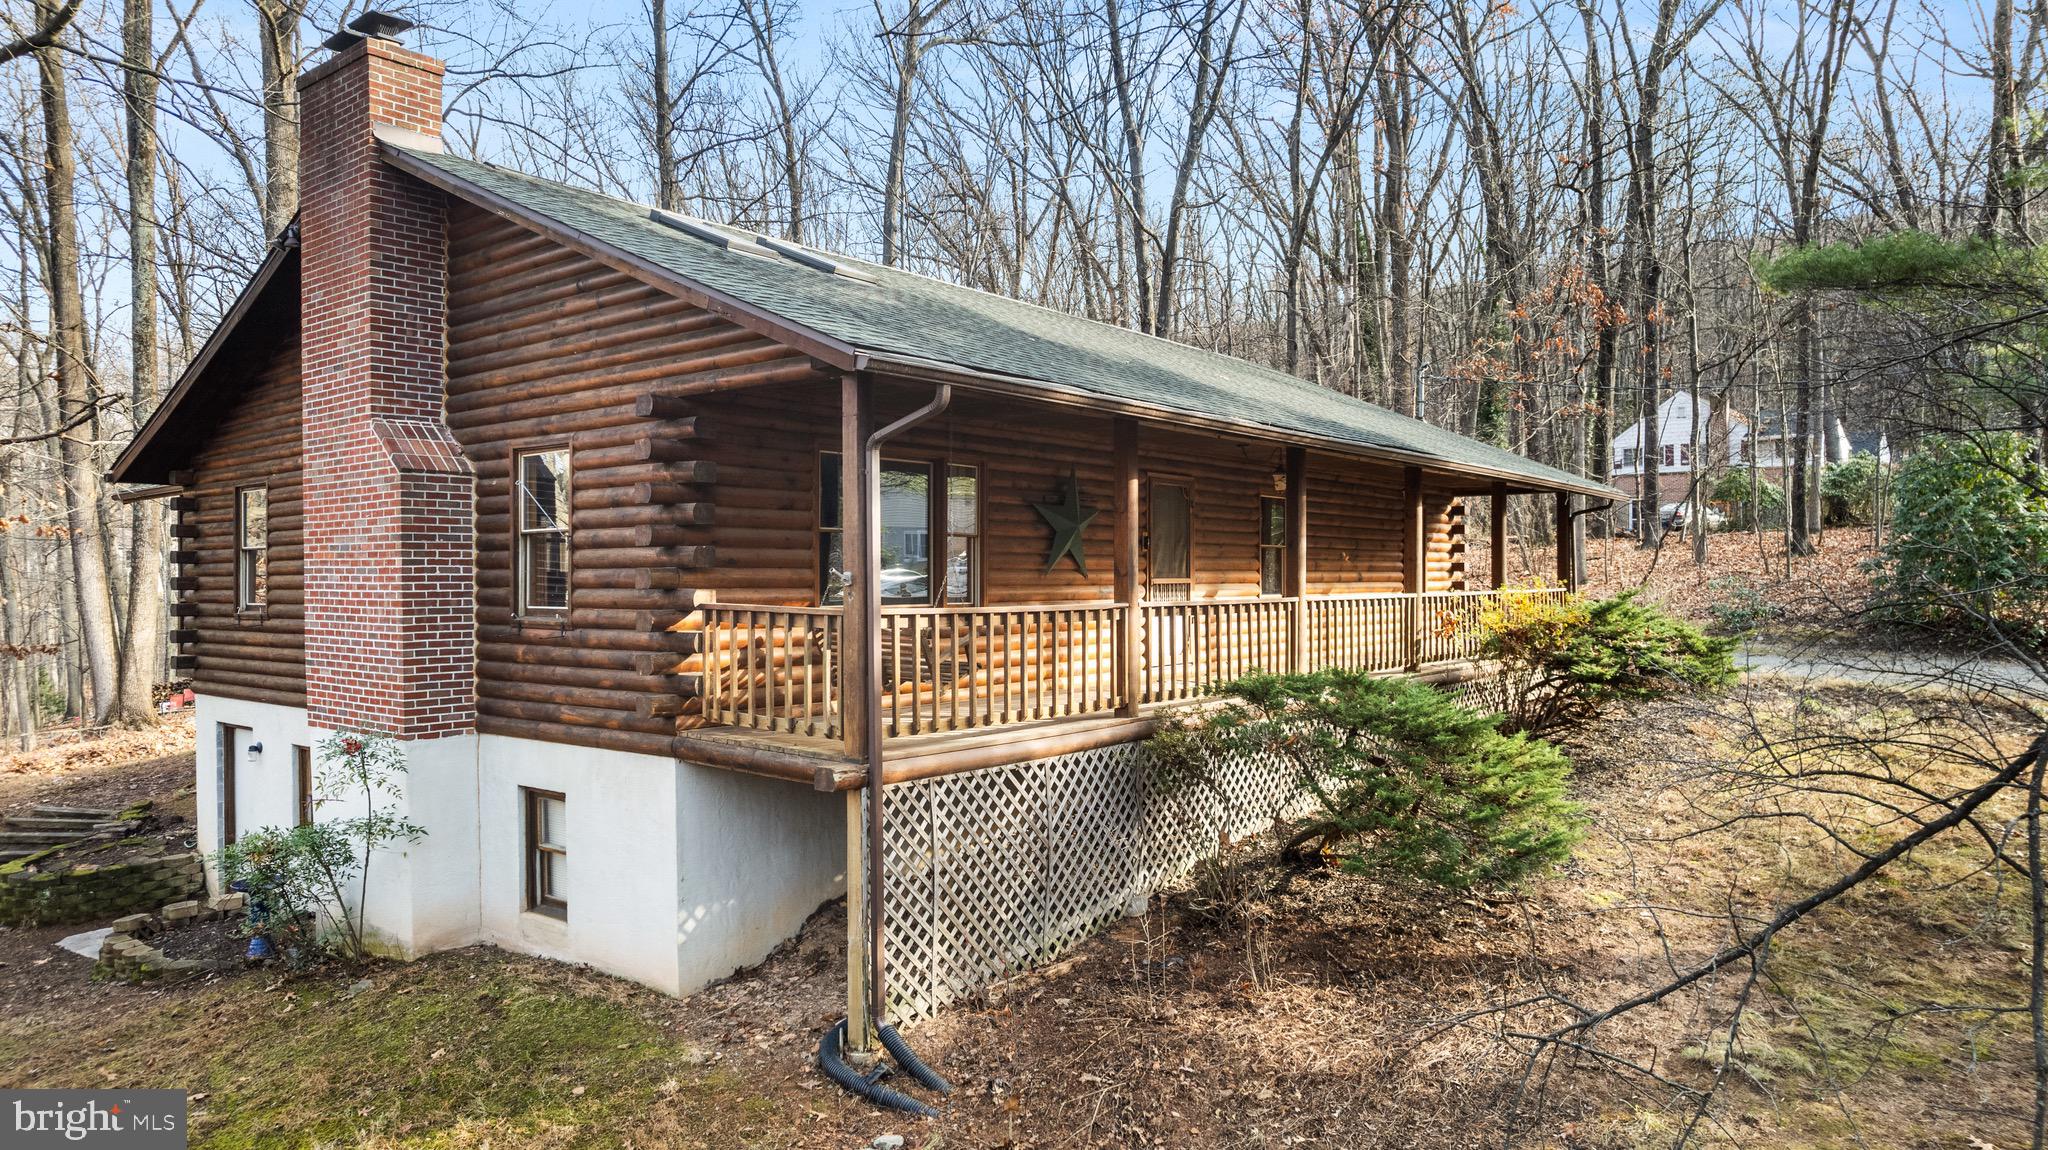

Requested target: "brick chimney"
[{"left": 298, "top": 18, "right": 474, "bottom": 738}]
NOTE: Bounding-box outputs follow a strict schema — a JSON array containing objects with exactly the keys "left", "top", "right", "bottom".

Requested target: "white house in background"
[{"left": 1609, "top": 390, "right": 1889, "bottom": 528}]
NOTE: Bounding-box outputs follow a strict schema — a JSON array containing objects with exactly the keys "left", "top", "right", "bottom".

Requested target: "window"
[
  {"left": 819, "top": 453, "right": 979, "bottom": 607},
  {"left": 1259, "top": 497, "right": 1287, "bottom": 596},
  {"left": 1618, "top": 448, "right": 1639, "bottom": 468},
  {"left": 516, "top": 449, "right": 570, "bottom": 614},
  {"left": 1662, "top": 444, "right": 1676, "bottom": 467},
  {"left": 294, "top": 745, "right": 314, "bottom": 827},
  {"left": 943, "top": 465, "right": 979, "bottom": 605},
  {"left": 524, "top": 788, "right": 567, "bottom": 916},
  {"left": 1678, "top": 444, "right": 1692, "bottom": 467},
  {"left": 235, "top": 487, "right": 267, "bottom": 610}
]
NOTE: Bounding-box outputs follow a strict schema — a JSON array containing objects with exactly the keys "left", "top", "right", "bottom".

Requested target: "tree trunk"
[
  {"left": 651, "top": 0, "right": 680, "bottom": 211},
  {"left": 35, "top": 0, "right": 123, "bottom": 726},
  {"left": 116, "top": 0, "right": 163, "bottom": 726},
  {"left": 254, "top": 0, "right": 301, "bottom": 238}
]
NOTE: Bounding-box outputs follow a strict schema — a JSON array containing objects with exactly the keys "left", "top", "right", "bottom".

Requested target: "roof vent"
[
  {"left": 322, "top": 10, "right": 416, "bottom": 52},
  {"left": 648, "top": 209, "right": 776, "bottom": 261},
  {"left": 754, "top": 235, "right": 878, "bottom": 284},
  {"left": 648, "top": 209, "right": 877, "bottom": 283}
]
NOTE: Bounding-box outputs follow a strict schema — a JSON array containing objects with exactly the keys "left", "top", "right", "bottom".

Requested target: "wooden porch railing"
[
  {"left": 880, "top": 603, "right": 1127, "bottom": 735},
  {"left": 1139, "top": 598, "right": 1294, "bottom": 704},
  {"left": 699, "top": 588, "right": 1569, "bottom": 741},
  {"left": 700, "top": 604, "right": 843, "bottom": 739}
]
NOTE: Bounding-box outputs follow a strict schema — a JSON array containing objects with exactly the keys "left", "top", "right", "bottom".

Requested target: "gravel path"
[{"left": 1739, "top": 643, "right": 2045, "bottom": 696}]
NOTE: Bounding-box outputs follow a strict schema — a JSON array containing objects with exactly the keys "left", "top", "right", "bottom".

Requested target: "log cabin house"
[{"left": 110, "top": 19, "right": 1618, "bottom": 1026}]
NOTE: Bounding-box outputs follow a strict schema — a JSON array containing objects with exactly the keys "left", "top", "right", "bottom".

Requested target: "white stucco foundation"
[{"left": 191, "top": 693, "right": 845, "bottom": 998}]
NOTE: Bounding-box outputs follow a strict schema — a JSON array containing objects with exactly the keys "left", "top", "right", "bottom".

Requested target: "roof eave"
[
  {"left": 108, "top": 235, "right": 299, "bottom": 486},
  {"left": 862, "top": 352, "right": 1624, "bottom": 502}
]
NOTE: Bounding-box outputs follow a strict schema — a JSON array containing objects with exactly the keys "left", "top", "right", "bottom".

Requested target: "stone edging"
[{"left": 94, "top": 892, "right": 249, "bottom": 984}]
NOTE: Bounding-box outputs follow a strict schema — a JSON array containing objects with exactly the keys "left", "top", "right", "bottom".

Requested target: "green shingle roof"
[{"left": 392, "top": 144, "right": 1615, "bottom": 498}]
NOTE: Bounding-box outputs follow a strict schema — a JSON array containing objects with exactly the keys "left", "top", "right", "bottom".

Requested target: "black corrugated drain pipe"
[{"left": 820, "top": 381, "right": 954, "bottom": 1115}]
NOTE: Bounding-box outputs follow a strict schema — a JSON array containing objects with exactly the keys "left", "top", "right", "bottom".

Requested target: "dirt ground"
[
  {"left": 1492, "top": 529, "right": 1880, "bottom": 633},
  {"left": 0, "top": 672, "right": 2034, "bottom": 1149}
]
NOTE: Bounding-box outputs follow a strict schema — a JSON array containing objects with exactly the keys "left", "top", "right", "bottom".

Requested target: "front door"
[{"left": 1147, "top": 481, "right": 1192, "bottom": 603}]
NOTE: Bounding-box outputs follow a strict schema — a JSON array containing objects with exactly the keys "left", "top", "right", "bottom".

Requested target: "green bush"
[
  {"left": 1470, "top": 590, "right": 1737, "bottom": 735},
  {"left": 1705, "top": 577, "right": 1776, "bottom": 637},
  {"left": 1152, "top": 671, "right": 1581, "bottom": 892},
  {"left": 1876, "top": 432, "right": 2048, "bottom": 637},
  {"left": 1709, "top": 471, "right": 1786, "bottom": 531},
  {"left": 1822, "top": 452, "right": 1884, "bottom": 525},
  {"left": 217, "top": 824, "right": 352, "bottom": 969}
]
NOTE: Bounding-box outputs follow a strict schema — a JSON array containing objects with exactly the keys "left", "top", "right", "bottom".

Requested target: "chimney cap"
[{"left": 321, "top": 10, "right": 415, "bottom": 52}]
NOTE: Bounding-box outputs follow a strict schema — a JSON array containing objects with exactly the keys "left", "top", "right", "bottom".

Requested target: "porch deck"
[{"left": 677, "top": 587, "right": 1560, "bottom": 784}]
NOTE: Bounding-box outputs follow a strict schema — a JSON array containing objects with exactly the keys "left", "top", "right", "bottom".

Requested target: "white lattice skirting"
[
  {"left": 868, "top": 672, "right": 1504, "bottom": 1025},
  {"left": 870, "top": 738, "right": 1309, "bottom": 1024}
]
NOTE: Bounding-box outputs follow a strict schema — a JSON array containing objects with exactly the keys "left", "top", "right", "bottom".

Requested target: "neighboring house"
[
  {"left": 1610, "top": 391, "right": 1888, "bottom": 528},
  {"left": 110, "top": 20, "right": 1618, "bottom": 1028}
]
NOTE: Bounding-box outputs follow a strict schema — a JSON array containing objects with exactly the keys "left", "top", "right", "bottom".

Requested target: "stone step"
[
  {"left": 2, "top": 816, "right": 106, "bottom": 831},
  {"left": 0, "top": 830, "right": 97, "bottom": 845},
  {"left": 30, "top": 805, "right": 123, "bottom": 819},
  {"left": 0, "top": 848, "right": 41, "bottom": 861}
]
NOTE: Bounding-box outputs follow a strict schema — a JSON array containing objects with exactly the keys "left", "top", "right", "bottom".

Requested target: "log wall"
[
  {"left": 444, "top": 203, "right": 821, "bottom": 754},
  {"left": 183, "top": 332, "right": 307, "bottom": 706},
  {"left": 686, "top": 386, "right": 1465, "bottom": 609}
]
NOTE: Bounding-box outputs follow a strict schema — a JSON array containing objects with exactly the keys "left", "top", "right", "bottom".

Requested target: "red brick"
[{"left": 298, "top": 39, "right": 474, "bottom": 739}]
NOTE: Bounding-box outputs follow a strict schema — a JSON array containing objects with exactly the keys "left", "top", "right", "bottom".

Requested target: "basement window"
[
  {"left": 516, "top": 449, "right": 571, "bottom": 615},
  {"left": 525, "top": 788, "right": 567, "bottom": 917},
  {"left": 235, "top": 486, "right": 268, "bottom": 610}
]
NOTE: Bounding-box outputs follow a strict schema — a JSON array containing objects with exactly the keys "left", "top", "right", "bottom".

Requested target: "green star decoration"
[{"left": 1033, "top": 473, "right": 1099, "bottom": 575}]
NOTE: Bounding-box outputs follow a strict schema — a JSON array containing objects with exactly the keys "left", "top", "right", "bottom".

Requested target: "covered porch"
[{"left": 671, "top": 378, "right": 1589, "bottom": 782}]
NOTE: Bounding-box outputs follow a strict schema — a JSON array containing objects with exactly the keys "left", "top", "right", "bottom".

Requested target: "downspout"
[{"left": 839, "top": 382, "right": 954, "bottom": 1111}]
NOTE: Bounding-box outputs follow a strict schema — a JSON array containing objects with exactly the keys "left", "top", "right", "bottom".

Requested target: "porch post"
[
  {"left": 1402, "top": 466, "right": 1424, "bottom": 669},
  {"left": 839, "top": 374, "right": 875, "bottom": 1054},
  {"left": 1555, "top": 492, "right": 1578, "bottom": 591},
  {"left": 840, "top": 374, "right": 871, "bottom": 760},
  {"left": 1114, "top": 417, "right": 1142, "bottom": 715},
  {"left": 843, "top": 789, "right": 872, "bottom": 1051},
  {"left": 1285, "top": 446, "right": 1308, "bottom": 672},
  {"left": 1490, "top": 481, "right": 1508, "bottom": 589}
]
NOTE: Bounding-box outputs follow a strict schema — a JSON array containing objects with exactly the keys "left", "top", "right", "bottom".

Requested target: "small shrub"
[
  {"left": 1875, "top": 432, "right": 2048, "bottom": 640},
  {"left": 1705, "top": 576, "right": 1776, "bottom": 636},
  {"left": 1469, "top": 590, "right": 1737, "bottom": 735},
  {"left": 215, "top": 731, "right": 425, "bottom": 964},
  {"left": 1155, "top": 670, "right": 1582, "bottom": 893},
  {"left": 1821, "top": 452, "right": 1884, "bottom": 525},
  {"left": 218, "top": 824, "right": 352, "bottom": 969}
]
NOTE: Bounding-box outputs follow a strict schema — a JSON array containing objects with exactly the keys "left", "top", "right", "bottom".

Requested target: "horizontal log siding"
[
  {"left": 1304, "top": 452, "right": 1409, "bottom": 594},
  {"left": 693, "top": 392, "right": 1458, "bottom": 611},
  {"left": 186, "top": 332, "right": 307, "bottom": 705},
  {"left": 1425, "top": 490, "right": 1468, "bottom": 591},
  {"left": 445, "top": 203, "right": 821, "bottom": 754}
]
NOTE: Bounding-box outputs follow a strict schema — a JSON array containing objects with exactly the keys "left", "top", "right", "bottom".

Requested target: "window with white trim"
[{"left": 516, "top": 449, "right": 570, "bottom": 614}]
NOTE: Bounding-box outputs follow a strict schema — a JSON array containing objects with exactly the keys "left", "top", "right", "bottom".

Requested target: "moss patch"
[{"left": 0, "top": 948, "right": 794, "bottom": 1149}]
